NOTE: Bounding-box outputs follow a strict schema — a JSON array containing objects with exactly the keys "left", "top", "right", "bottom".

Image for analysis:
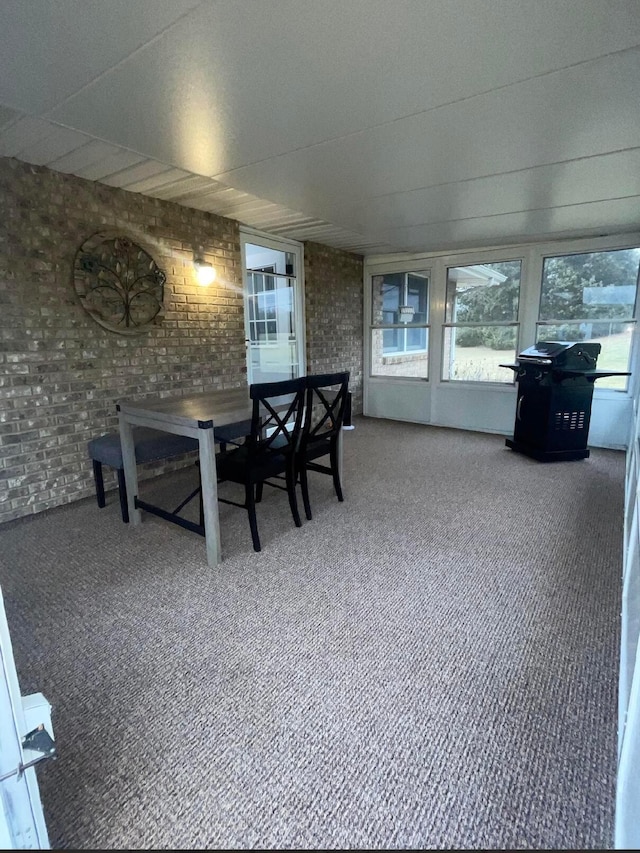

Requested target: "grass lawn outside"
[{"left": 452, "top": 331, "right": 633, "bottom": 390}]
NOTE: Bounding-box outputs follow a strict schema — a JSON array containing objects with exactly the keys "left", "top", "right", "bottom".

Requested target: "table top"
[{"left": 117, "top": 387, "right": 252, "bottom": 429}]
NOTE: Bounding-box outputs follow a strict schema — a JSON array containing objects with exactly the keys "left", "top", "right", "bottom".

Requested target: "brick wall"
[
  {"left": 0, "top": 158, "right": 364, "bottom": 523},
  {"left": 303, "top": 241, "right": 363, "bottom": 415}
]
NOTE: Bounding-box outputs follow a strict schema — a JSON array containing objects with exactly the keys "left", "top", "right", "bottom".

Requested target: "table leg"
[
  {"left": 118, "top": 413, "right": 141, "bottom": 526},
  {"left": 198, "top": 426, "right": 222, "bottom": 567}
]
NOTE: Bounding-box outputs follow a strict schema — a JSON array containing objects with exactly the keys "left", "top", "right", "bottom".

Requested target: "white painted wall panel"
[
  {"left": 616, "top": 340, "right": 640, "bottom": 847},
  {"left": 590, "top": 395, "right": 633, "bottom": 450},
  {"left": 366, "top": 380, "right": 431, "bottom": 424},
  {"left": 431, "top": 385, "right": 516, "bottom": 436}
]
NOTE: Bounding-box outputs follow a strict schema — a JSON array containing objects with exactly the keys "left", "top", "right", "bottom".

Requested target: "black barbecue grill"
[{"left": 501, "top": 341, "right": 630, "bottom": 461}]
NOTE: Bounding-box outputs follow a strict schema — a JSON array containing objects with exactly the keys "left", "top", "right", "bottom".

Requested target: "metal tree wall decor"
[{"left": 74, "top": 232, "right": 167, "bottom": 334}]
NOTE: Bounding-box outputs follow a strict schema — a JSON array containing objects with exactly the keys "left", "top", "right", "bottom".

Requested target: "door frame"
[
  {"left": 239, "top": 226, "right": 306, "bottom": 384},
  {"left": 0, "top": 587, "right": 50, "bottom": 848}
]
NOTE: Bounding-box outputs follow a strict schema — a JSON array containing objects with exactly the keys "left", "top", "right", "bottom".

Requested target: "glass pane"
[
  {"left": 249, "top": 338, "right": 298, "bottom": 383},
  {"left": 372, "top": 271, "right": 429, "bottom": 324},
  {"left": 285, "top": 252, "right": 296, "bottom": 277},
  {"left": 371, "top": 328, "right": 429, "bottom": 378},
  {"left": 539, "top": 248, "right": 640, "bottom": 321},
  {"left": 442, "top": 325, "right": 517, "bottom": 382},
  {"left": 258, "top": 290, "right": 276, "bottom": 319},
  {"left": 383, "top": 328, "right": 401, "bottom": 352},
  {"left": 536, "top": 320, "right": 634, "bottom": 390},
  {"left": 245, "top": 242, "right": 301, "bottom": 383},
  {"left": 406, "top": 274, "right": 429, "bottom": 324},
  {"left": 372, "top": 273, "right": 401, "bottom": 324},
  {"left": 445, "top": 261, "right": 521, "bottom": 323},
  {"left": 406, "top": 326, "right": 427, "bottom": 351}
]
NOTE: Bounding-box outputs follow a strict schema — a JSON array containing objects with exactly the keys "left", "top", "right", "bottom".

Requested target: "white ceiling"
[{"left": 1, "top": 0, "right": 639, "bottom": 257}]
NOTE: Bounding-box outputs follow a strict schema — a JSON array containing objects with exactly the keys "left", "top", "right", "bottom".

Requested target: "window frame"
[
  {"left": 533, "top": 245, "right": 640, "bottom": 392},
  {"left": 364, "top": 232, "right": 640, "bottom": 401},
  {"left": 369, "top": 269, "right": 431, "bottom": 380},
  {"left": 440, "top": 258, "right": 524, "bottom": 384}
]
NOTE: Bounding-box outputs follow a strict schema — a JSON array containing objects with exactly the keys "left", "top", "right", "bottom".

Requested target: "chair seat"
[
  {"left": 304, "top": 434, "right": 333, "bottom": 461},
  {"left": 216, "top": 445, "right": 288, "bottom": 484}
]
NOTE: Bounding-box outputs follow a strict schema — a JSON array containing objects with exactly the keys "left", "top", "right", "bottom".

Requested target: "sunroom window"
[
  {"left": 442, "top": 261, "right": 522, "bottom": 382},
  {"left": 371, "top": 272, "right": 429, "bottom": 379},
  {"left": 537, "top": 248, "right": 640, "bottom": 390}
]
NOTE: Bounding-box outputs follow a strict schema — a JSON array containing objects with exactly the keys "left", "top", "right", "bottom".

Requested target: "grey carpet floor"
[{"left": 0, "top": 417, "right": 624, "bottom": 849}]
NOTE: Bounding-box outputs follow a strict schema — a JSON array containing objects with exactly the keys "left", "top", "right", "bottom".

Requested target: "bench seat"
[
  {"left": 88, "top": 421, "right": 253, "bottom": 522},
  {"left": 88, "top": 427, "right": 200, "bottom": 523}
]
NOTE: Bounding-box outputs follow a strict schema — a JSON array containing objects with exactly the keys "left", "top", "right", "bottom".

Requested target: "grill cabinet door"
[{"left": 514, "top": 375, "right": 595, "bottom": 453}]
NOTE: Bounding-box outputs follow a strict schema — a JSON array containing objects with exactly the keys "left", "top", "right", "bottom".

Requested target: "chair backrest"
[
  {"left": 301, "top": 371, "right": 350, "bottom": 450},
  {"left": 248, "top": 377, "right": 306, "bottom": 458}
]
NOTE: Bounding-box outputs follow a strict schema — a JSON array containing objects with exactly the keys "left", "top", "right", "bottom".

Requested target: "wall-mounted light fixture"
[
  {"left": 194, "top": 256, "right": 216, "bottom": 286},
  {"left": 398, "top": 304, "right": 415, "bottom": 323}
]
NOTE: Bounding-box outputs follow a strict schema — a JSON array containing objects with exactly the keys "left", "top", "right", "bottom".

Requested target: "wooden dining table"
[{"left": 117, "top": 388, "right": 253, "bottom": 567}]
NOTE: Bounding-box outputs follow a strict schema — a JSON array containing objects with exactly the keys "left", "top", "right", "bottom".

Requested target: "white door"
[
  {"left": 240, "top": 229, "right": 305, "bottom": 384},
  {"left": 0, "top": 586, "right": 53, "bottom": 849}
]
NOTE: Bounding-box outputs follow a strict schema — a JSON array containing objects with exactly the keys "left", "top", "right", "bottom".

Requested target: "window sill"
[{"left": 381, "top": 352, "right": 428, "bottom": 365}]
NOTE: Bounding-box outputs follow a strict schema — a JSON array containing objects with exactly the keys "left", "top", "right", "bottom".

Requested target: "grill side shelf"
[{"left": 500, "top": 364, "right": 630, "bottom": 383}]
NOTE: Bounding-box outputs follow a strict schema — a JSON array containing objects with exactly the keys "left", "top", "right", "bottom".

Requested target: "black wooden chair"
[
  {"left": 214, "top": 377, "right": 306, "bottom": 552},
  {"left": 297, "top": 371, "right": 350, "bottom": 520}
]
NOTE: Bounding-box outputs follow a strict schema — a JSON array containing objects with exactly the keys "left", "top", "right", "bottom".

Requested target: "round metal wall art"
[{"left": 73, "top": 231, "right": 167, "bottom": 334}]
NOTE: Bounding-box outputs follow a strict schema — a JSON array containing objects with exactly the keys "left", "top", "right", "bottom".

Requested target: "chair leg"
[
  {"left": 92, "top": 460, "right": 106, "bottom": 508},
  {"left": 246, "top": 482, "right": 261, "bottom": 552},
  {"left": 330, "top": 443, "right": 344, "bottom": 502},
  {"left": 116, "top": 469, "right": 130, "bottom": 523},
  {"left": 298, "top": 462, "right": 312, "bottom": 521},
  {"left": 255, "top": 481, "right": 264, "bottom": 503},
  {"left": 286, "top": 466, "right": 303, "bottom": 528}
]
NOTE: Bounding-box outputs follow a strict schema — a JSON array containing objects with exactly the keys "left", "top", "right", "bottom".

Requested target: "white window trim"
[
  {"left": 240, "top": 226, "right": 306, "bottom": 382},
  {"left": 365, "top": 231, "right": 640, "bottom": 395}
]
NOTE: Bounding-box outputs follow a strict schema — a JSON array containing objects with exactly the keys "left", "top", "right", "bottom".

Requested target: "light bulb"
[{"left": 195, "top": 259, "right": 216, "bottom": 286}]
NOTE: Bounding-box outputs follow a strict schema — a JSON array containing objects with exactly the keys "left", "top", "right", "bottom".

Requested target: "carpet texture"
[{"left": 0, "top": 417, "right": 624, "bottom": 849}]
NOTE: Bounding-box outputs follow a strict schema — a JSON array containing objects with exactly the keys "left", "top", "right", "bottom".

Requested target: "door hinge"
[{"left": 0, "top": 724, "right": 57, "bottom": 783}]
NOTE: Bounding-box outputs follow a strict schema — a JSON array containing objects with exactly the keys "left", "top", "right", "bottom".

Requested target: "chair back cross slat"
[
  {"left": 214, "top": 377, "right": 306, "bottom": 551},
  {"left": 250, "top": 379, "right": 305, "bottom": 455},
  {"left": 298, "top": 371, "right": 350, "bottom": 520}
]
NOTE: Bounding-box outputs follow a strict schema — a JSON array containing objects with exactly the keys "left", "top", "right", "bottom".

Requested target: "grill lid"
[
  {"left": 517, "top": 341, "right": 601, "bottom": 368},
  {"left": 518, "top": 341, "right": 573, "bottom": 363}
]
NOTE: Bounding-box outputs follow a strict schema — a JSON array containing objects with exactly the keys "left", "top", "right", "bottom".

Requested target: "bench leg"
[
  {"left": 117, "top": 469, "right": 130, "bottom": 524},
  {"left": 92, "top": 460, "right": 106, "bottom": 508}
]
